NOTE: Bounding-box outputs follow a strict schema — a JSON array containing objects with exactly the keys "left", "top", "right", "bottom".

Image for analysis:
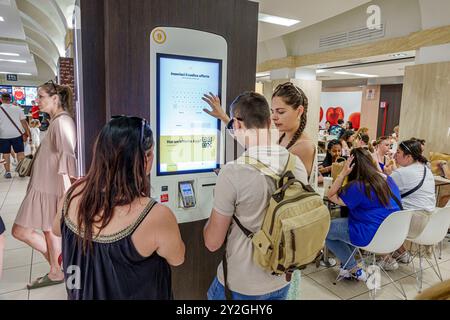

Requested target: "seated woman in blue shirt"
[{"left": 326, "top": 148, "right": 402, "bottom": 281}]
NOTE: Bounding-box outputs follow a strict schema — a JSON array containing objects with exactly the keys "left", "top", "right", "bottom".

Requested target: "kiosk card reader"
[
  {"left": 150, "top": 27, "right": 227, "bottom": 223},
  {"left": 179, "top": 181, "right": 196, "bottom": 208}
]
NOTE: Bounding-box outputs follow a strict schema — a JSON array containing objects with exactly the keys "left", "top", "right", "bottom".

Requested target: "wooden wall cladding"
[
  {"left": 103, "top": 0, "right": 258, "bottom": 121},
  {"left": 399, "top": 62, "right": 450, "bottom": 156}
]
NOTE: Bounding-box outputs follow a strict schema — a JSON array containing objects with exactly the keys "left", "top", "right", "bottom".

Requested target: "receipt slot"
[{"left": 150, "top": 27, "right": 227, "bottom": 223}]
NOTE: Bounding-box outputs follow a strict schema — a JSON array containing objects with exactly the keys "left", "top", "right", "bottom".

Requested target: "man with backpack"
[{"left": 203, "top": 92, "right": 319, "bottom": 300}]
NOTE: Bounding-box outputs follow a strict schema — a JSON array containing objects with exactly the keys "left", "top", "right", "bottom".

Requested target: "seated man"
[{"left": 203, "top": 92, "right": 308, "bottom": 300}]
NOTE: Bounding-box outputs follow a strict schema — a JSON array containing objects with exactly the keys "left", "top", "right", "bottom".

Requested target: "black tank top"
[{"left": 61, "top": 196, "right": 173, "bottom": 300}]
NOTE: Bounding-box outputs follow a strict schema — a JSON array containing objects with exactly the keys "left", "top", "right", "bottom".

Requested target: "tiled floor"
[{"left": 0, "top": 173, "right": 449, "bottom": 300}]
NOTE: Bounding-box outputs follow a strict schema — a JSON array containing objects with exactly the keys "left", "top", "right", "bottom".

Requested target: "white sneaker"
[
  {"left": 377, "top": 258, "right": 399, "bottom": 271},
  {"left": 339, "top": 267, "right": 367, "bottom": 282}
]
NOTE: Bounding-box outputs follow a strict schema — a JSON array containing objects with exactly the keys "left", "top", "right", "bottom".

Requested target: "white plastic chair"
[
  {"left": 407, "top": 206, "right": 450, "bottom": 293},
  {"left": 338, "top": 210, "right": 413, "bottom": 300}
]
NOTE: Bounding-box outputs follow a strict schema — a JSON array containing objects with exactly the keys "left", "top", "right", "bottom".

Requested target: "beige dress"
[{"left": 15, "top": 112, "right": 77, "bottom": 231}]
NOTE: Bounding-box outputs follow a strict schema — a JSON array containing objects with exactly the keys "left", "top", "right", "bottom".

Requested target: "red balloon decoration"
[
  {"left": 319, "top": 107, "right": 324, "bottom": 122},
  {"left": 348, "top": 112, "right": 361, "bottom": 130},
  {"left": 326, "top": 107, "right": 345, "bottom": 126}
]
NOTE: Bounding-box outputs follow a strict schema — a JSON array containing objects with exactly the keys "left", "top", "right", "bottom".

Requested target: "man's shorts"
[
  {"left": 0, "top": 215, "right": 5, "bottom": 235},
  {"left": 0, "top": 136, "right": 24, "bottom": 154}
]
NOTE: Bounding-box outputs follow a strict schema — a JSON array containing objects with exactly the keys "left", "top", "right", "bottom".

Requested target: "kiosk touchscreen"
[{"left": 150, "top": 27, "right": 227, "bottom": 223}]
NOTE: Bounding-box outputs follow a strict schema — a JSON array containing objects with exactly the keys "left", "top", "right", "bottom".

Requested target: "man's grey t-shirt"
[{"left": 213, "top": 145, "right": 308, "bottom": 295}]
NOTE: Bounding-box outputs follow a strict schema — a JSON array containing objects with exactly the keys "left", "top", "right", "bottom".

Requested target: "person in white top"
[
  {"left": 388, "top": 139, "right": 436, "bottom": 264},
  {"left": 203, "top": 92, "right": 308, "bottom": 300},
  {"left": 0, "top": 93, "right": 31, "bottom": 179},
  {"left": 29, "top": 119, "right": 41, "bottom": 155}
]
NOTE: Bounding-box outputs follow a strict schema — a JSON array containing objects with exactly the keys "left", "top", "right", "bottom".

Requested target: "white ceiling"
[
  {"left": 252, "top": 0, "right": 372, "bottom": 42},
  {"left": 0, "top": 0, "right": 74, "bottom": 81}
]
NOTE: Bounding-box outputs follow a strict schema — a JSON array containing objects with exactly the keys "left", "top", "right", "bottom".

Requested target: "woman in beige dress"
[{"left": 12, "top": 81, "right": 76, "bottom": 289}]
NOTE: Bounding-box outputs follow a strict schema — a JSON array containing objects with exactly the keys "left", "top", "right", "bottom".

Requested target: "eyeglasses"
[
  {"left": 226, "top": 117, "right": 244, "bottom": 133},
  {"left": 111, "top": 115, "right": 147, "bottom": 145},
  {"left": 46, "top": 80, "right": 58, "bottom": 94}
]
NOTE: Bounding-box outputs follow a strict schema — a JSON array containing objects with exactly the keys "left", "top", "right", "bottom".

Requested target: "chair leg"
[
  {"left": 378, "top": 264, "right": 408, "bottom": 300},
  {"left": 431, "top": 246, "right": 443, "bottom": 282},
  {"left": 439, "top": 241, "right": 443, "bottom": 260},
  {"left": 334, "top": 247, "right": 357, "bottom": 283},
  {"left": 417, "top": 246, "right": 423, "bottom": 293}
]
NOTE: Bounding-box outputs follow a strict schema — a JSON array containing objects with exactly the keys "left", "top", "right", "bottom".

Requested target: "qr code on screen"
[{"left": 202, "top": 137, "right": 212, "bottom": 149}]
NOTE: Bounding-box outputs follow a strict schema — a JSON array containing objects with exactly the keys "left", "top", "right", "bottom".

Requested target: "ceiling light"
[
  {"left": 316, "top": 69, "right": 327, "bottom": 74},
  {"left": 0, "top": 71, "right": 32, "bottom": 76},
  {"left": 0, "top": 52, "right": 20, "bottom": 57},
  {"left": 258, "top": 13, "right": 300, "bottom": 27},
  {"left": 256, "top": 72, "right": 270, "bottom": 78},
  {"left": 334, "top": 71, "right": 378, "bottom": 78},
  {"left": 0, "top": 59, "right": 27, "bottom": 63},
  {"left": 0, "top": 17, "right": 4, "bottom": 22}
]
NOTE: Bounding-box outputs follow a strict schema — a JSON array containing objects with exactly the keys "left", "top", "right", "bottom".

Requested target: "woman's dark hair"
[
  {"left": 346, "top": 121, "right": 353, "bottom": 130},
  {"left": 66, "top": 116, "right": 154, "bottom": 251},
  {"left": 343, "top": 148, "right": 395, "bottom": 207},
  {"left": 272, "top": 82, "right": 309, "bottom": 150},
  {"left": 40, "top": 81, "right": 74, "bottom": 116},
  {"left": 340, "top": 130, "right": 354, "bottom": 148},
  {"left": 230, "top": 91, "right": 270, "bottom": 129},
  {"left": 398, "top": 139, "right": 428, "bottom": 164},
  {"left": 323, "top": 139, "right": 342, "bottom": 165}
]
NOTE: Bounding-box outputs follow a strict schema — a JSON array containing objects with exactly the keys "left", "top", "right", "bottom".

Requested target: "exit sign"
[{"left": 6, "top": 74, "right": 18, "bottom": 81}]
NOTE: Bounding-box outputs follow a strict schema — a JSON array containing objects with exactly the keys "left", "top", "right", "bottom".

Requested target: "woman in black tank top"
[{"left": 53, "top": 116, "right": 185, "bottom": 300}]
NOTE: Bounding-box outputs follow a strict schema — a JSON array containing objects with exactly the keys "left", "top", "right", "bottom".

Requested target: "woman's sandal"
[{"left": 26, "top": 273, "right": 64, "bottom": 290}]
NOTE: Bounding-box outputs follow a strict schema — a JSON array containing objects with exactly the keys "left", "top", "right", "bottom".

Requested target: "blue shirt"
[{"left": 339, "top": 176, "right": 401, "bottom": 247}]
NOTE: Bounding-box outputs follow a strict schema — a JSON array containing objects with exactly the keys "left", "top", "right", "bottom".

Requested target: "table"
[{"left": 435, "top": 175, "right": 450, "bottom": 207}]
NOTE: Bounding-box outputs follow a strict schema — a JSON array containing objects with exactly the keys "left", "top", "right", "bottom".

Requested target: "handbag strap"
[
  {"left": 0, "top": 106, "right": 23, "bottom": 136},
  {"left": 401, "top": 166, "right": 427, "bottom": 198}
]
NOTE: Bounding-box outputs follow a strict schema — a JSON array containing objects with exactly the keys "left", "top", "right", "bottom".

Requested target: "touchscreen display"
[{"left": 157, "top": 53, "right": 221, "bottom": 176}]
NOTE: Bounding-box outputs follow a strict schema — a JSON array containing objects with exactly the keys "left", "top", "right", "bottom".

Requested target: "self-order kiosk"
[{"left": 150, "top": 27, "right": 227, "bottom": 223}]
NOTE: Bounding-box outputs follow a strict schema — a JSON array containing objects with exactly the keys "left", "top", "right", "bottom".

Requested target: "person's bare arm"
[
  {"left": 290, "top": 142, "right": 315, "bottom": 178},
  {"left": 153, "top": 206, "right": 185, "bottom": 266},
  {"left": 20, "top": 119, "right": 31, "bottom": 141},
  {"left": 203, "top": 210, "right": 232, "bottom": 252}
]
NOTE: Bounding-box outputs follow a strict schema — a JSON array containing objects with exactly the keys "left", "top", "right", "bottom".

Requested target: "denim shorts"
[{"left": 207, "top": 276, "right": 290, "bottom": 300}]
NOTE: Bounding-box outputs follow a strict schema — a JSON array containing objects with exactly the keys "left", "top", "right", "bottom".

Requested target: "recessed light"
[
  {"left": 0, "top": 52, "right": 20, "bottom": 57},
  {"left": 335, "top": 71, "right": 378, "bottom": 78},
  {"left": 0, "top": 17, "right": 4, "bottom": 22},
  {"left": 258, "top": 13, "right": 300, "bottom": 27},
  {"left": 0, "top": 59, "right": 27, "bottom": 63},
  {"left": 390, "top": 53, "right": 409, "bottom": 58}
]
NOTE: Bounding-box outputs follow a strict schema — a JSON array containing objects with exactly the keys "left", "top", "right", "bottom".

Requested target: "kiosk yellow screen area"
[{"left": 157, "top": 53, "right": 222, "bottom": 176}]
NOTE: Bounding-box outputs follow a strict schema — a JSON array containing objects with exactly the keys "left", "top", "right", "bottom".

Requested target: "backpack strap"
[
  {"left": 401, "top": 166, "right": 427, "bottom": 198},
  {"left": 239, "top": 156, "right": 280, "bottom": 182}
]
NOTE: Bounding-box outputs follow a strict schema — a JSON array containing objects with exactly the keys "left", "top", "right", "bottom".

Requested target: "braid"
[{"left": 286, "top": 113, "right": 307, "bottom": 150}]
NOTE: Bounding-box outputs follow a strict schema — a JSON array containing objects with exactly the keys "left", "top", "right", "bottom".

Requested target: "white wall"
[{"left": 419, "top": 0, "right": 450, "bottom": 29}]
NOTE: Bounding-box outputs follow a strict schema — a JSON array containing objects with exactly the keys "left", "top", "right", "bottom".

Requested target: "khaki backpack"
[{"left": 233, "top": 154, "right": 331, "bottom": 277}]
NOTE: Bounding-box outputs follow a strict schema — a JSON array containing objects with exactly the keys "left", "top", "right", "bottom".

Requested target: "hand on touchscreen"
[{"left": 202, "top": 93, "right": 230, "bottom": 123}]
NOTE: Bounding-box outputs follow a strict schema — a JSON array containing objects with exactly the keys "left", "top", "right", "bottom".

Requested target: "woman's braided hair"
[{"left": 272, "top": 82, "right": 309, "bottom": 150}]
